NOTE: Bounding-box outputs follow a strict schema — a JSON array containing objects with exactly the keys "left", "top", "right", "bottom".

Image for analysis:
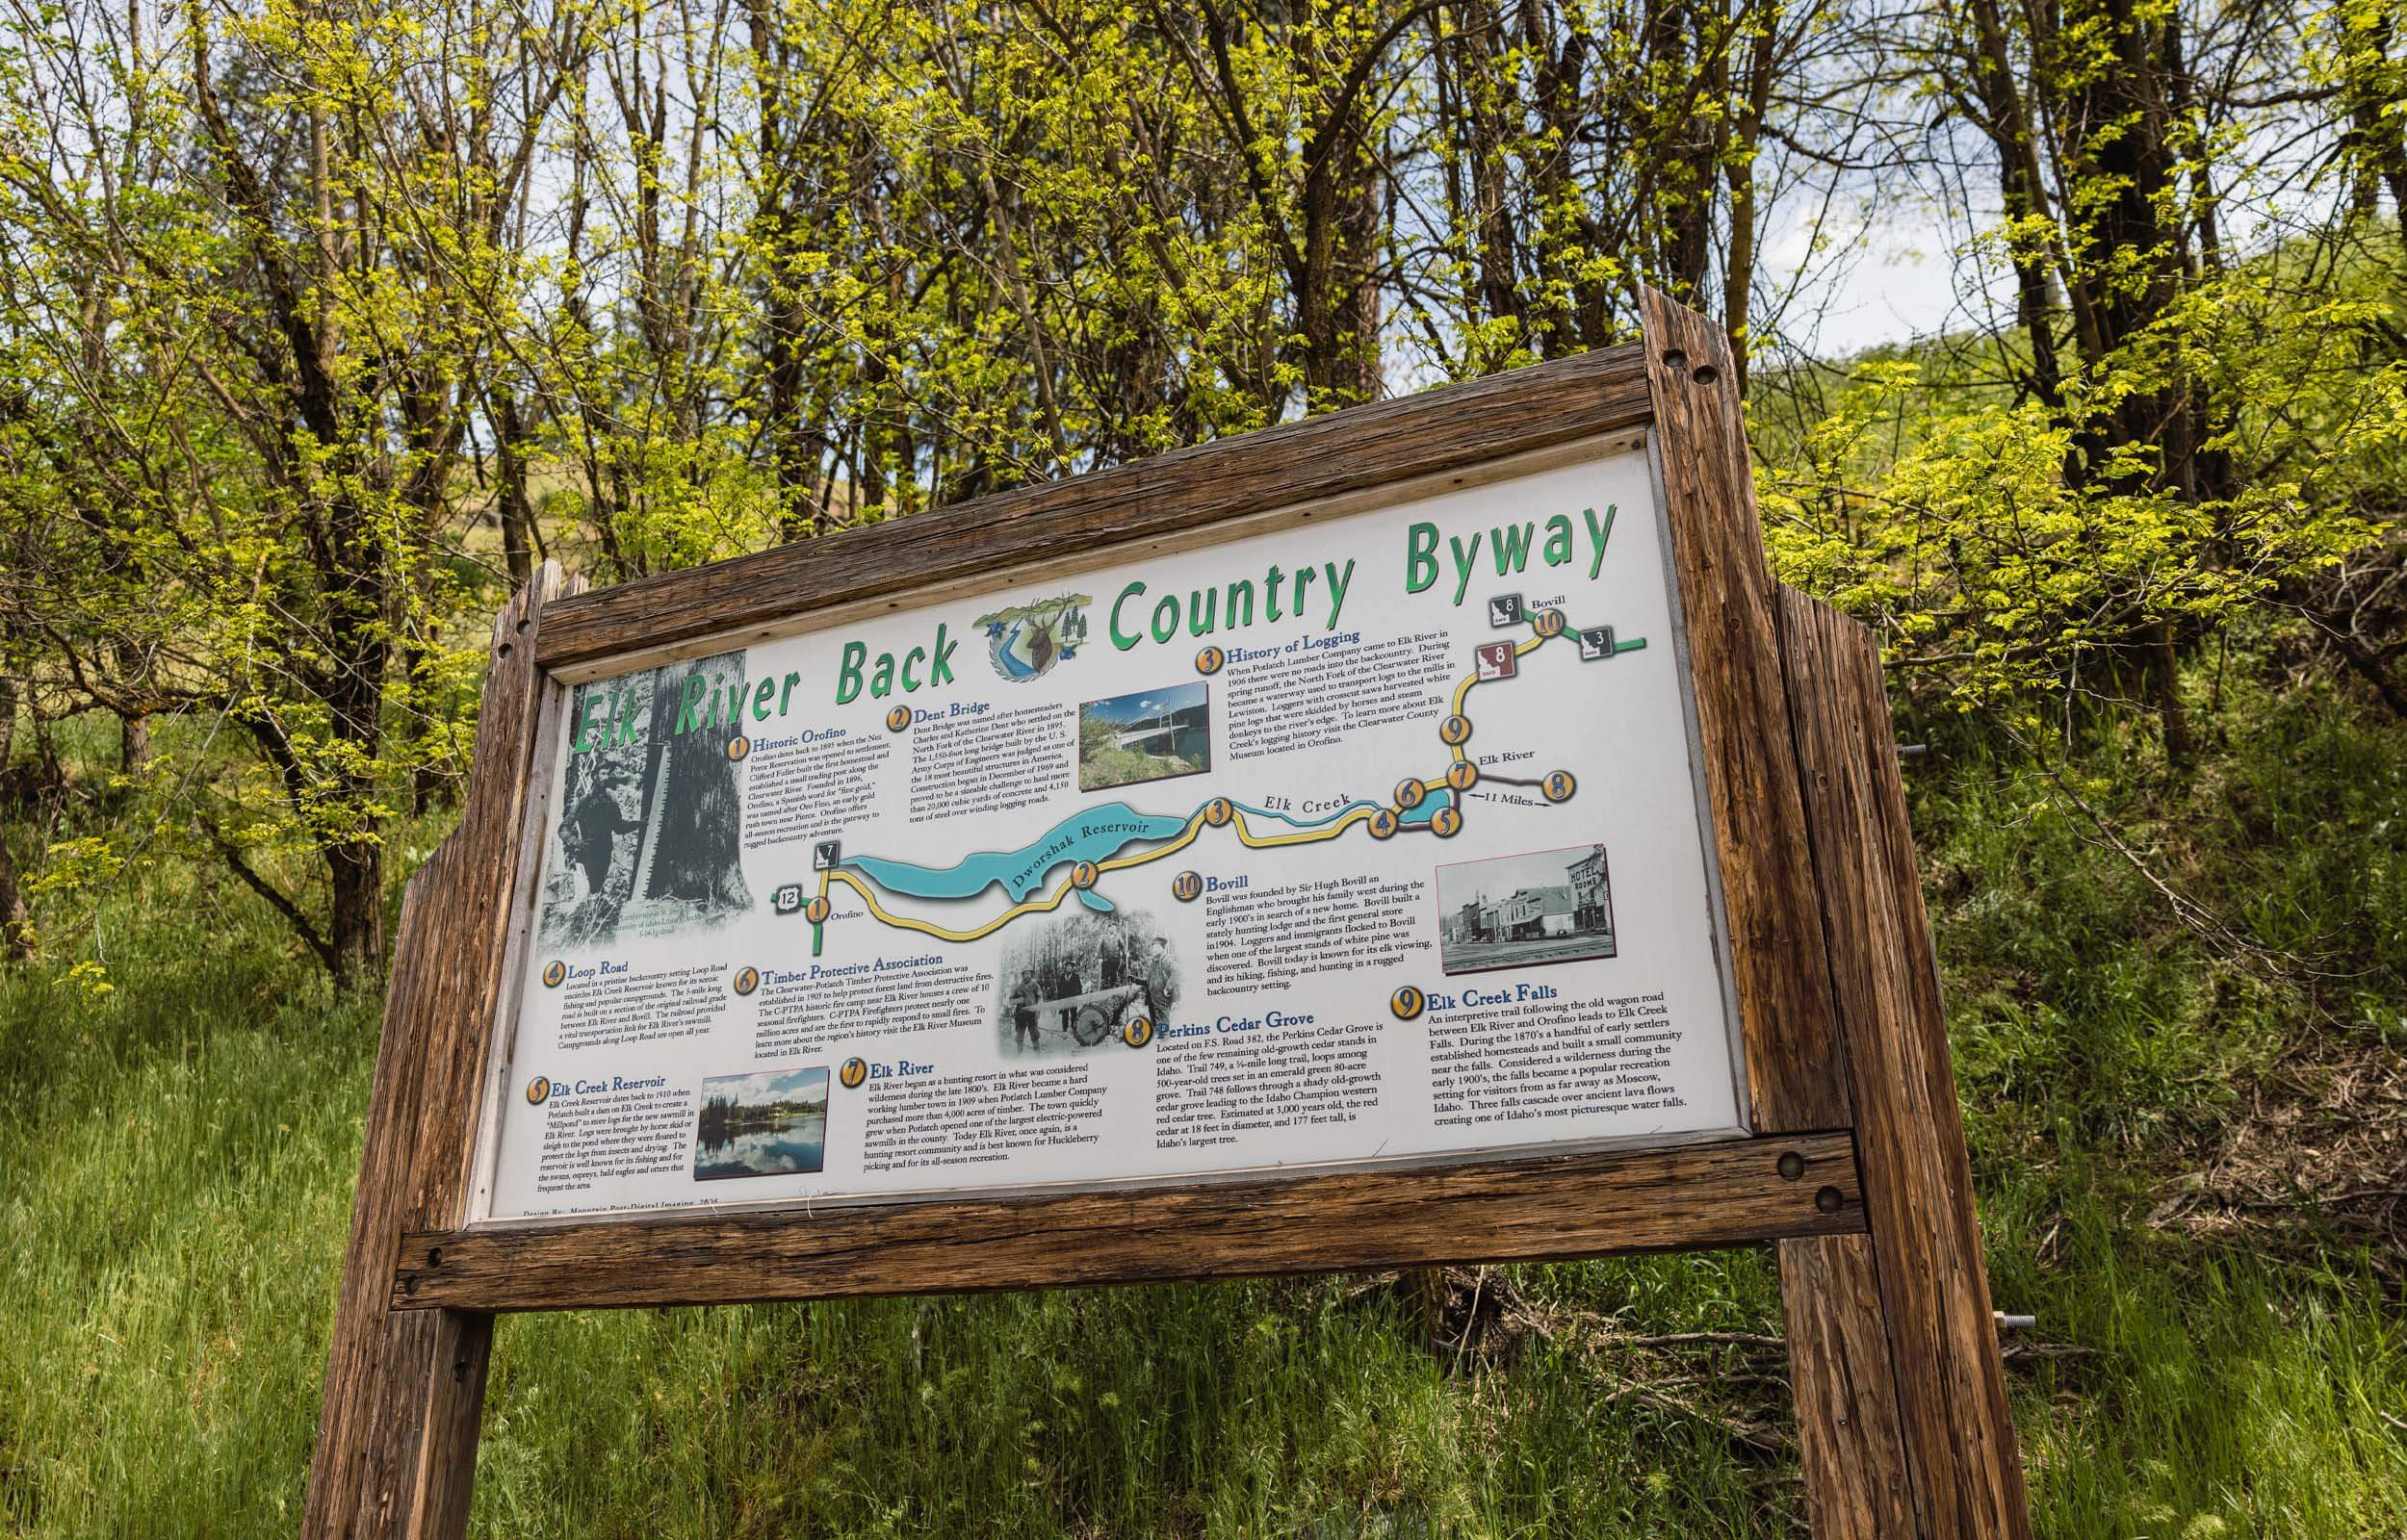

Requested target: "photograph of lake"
[{"left": 693, "top": 1065, "right": 830, "bottom": 1180}]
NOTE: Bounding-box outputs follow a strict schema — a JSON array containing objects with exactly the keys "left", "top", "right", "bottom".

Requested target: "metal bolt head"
[
  {"left": 1777, "top": 1151, "right": 1806, "bottom": 1181},
  {"left": 1814, "top": 1185, "right": 1845, "bottom": 1215}
]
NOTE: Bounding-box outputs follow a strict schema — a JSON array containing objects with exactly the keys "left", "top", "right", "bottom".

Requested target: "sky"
[
  {"left": 1770, "top": 215, "right": 1977, "bottom": 355},
  {"left": 1084, "top": 680, "right": 1209, "bottom": 726},
  {"left": 707, "top": 1066, "right": 829, "bottom": 1107},
  {"left": 1436, "top": 845, "right": 1605, "bottom": 910}
]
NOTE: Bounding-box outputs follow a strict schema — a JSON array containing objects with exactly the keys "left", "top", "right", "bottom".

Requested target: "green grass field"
[{"left": 3, "top": 639, "right": 2403, "bottom": 1537}]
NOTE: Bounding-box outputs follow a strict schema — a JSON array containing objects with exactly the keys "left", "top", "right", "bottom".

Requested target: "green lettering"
[
  {"left": 1322, "top": 559, "right": 1355, "bottom": 628},
  {"left": 1584, "top": 504, "right": 1617, "bottom": 579},
  {"left": 1110, "top": 582, "right": 1147, "bottom": 650},
  {"left": 675, "top": 673, "right": 711, "bottom": 733},
  {"left": 836, "top": 642, "right": 867, "bottom": 705},
  {"left": 1491, "top": 521, "right": 1536, "bottom": 575},
  {"left": 1448, "top": 532, "right": 1482, "bottom": 606},
  {"left": 1406, "top": 521, "right": 1438, "bottom": 594},
  {"left": 1544, "top": 514, "right": 1573, "bottom": 566},
  {"left": 571, "top": 691, "right": 606, "bottom": 753}
]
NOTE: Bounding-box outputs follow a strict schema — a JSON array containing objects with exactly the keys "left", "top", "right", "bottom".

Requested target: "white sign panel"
[{"left": 479, "top": 445, "right": 1747, "bottom": 1221}]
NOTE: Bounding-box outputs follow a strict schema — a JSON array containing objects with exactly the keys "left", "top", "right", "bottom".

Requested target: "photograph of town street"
[{"left": 1436, "top": 844, "right": 1616, "bottom": 975}]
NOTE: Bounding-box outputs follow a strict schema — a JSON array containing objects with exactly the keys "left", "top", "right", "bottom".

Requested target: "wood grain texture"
[
  {"left": 1776, "top": 587, "right": 2032, "bottom": 1539},
  {"left": 304, "top": 564, "right": 581, "bottom": 1540},
  {"left": 1779, "top": 1234, "right": 1919, "bottom": 1539},
  {"left": 392, "top": 1134, "right": 1862, "bottom": 1313},
  {"left": 533, "top": 346, "right": 1650, "bottom": 672},
  {"left": 1638, "top": 290, "right": 1847, "bottom": 1132}
]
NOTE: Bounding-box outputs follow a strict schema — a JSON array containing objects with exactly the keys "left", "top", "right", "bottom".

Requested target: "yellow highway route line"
[
  {"left": 817, "top": 622, "right": 1568, "bottom": 944},
  {"left": 1446, "top": 632, "right": 1549, "bottom": 760},
  {"left": 822, "top": 866, "right": 1077, "bottom": 943}
]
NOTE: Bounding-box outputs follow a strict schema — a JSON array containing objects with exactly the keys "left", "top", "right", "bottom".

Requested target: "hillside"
[{"left": 3, "top": 622, "right": 2400, "bottom": 1537}]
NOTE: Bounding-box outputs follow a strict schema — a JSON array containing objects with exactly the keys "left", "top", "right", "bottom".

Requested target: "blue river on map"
[
  {"left": 845, "top": 802, "right": 1192, "bottom": 909},
  {"left": 842, "top": 788, "right": 1456, "bottom": 916}
]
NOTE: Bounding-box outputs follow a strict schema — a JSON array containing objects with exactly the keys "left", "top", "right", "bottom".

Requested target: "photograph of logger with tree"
[
  {"left": 539, "top": 652, "right": 755, "bottom": 948},
  {"left": 996, "top": 907, "right": 1181, "bottom": 1057}
]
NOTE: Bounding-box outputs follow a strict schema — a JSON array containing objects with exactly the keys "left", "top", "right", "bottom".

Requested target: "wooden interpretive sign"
[{"left": 306, "top": 293, "right": 2032, "bottom": 1539}]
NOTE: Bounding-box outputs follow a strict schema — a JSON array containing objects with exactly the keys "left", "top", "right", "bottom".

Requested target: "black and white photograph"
[
  {"left": 1435, "top": 843, "right": 1617, "bottom": 977},
  {"left": 995, "top": 906, "right": 1181, "bottom": 1058},
  {"left": 538, "top": 650, "right": 756, "bottom": 948}
]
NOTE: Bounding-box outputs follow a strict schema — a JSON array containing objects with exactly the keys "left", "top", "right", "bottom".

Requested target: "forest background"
[{"left": 0, "top": 0, "right": 2402, "bottom": 1533}]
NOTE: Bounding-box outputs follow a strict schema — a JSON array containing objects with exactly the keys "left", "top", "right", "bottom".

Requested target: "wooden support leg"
[
  {"left": 1779, "top": 1234, "right": 1917, "bottom": 1536},
  {"left": 305, "top": 566, "right": 578, "bottom": 1538},
  {"left": 1777, "top": 588, "right": 2033, "bottom": 1539},
  {"left": 306, "top": 869, "right": 502, "bottom": 1539},
  {"left": 1637, "top": 289, "right": 1988, "bottom": 1534}
]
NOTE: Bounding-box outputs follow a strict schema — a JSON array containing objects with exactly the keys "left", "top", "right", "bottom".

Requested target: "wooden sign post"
[{"left": 305, "top": 292, "right": 2031, "bottom": 1539}]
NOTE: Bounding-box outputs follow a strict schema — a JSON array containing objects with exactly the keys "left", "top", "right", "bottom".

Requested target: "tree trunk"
[
  {"left": 327, "top": 835, "right": 384, "bottom": 987},
  {"left": 0, "top": 669, "right": 25, "bottom": 960},
  {"left": 1721, "top": 0, "right": 1776, "bottom": 393},
  {"left": 2150, "top": 619, "right": 2192, "bottom": 774},
  {"left": 644, "top": 655, "right": 753, "bottom": 912},
  {"left": 1961, "top": 0, "right": 2067, "bottom": 412},
  {"left": 494, "top": 391, "right": 538, "bottom": 584}
]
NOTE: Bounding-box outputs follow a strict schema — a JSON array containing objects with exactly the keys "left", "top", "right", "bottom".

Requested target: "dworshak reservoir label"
[{"left": 479, "top": 445, "right": 1747, "bottom": 1221}]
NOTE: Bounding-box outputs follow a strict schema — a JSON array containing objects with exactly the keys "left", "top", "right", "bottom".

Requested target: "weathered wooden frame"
[{"left": 304, "top": 292, "right": 2032, "bottom": 1539}]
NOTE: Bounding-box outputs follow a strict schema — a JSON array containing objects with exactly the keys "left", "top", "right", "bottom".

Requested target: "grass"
[{"left": 3, "top": 636, "right": 2404, "bottom": 1537}]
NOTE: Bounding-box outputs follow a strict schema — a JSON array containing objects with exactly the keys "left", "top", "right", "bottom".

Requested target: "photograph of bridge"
[{"left": 1077, "top": 681, "right": 1211, "bottom": 791}]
